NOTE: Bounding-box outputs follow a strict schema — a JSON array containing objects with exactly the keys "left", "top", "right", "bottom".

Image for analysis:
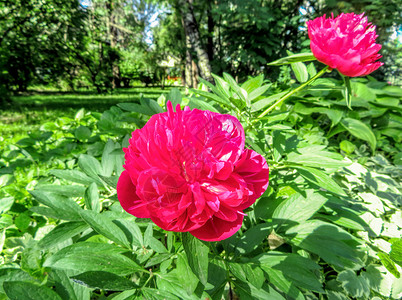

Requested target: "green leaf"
[
  {"left": 340, "top": 140, "right": 356, "bottom": 154},
  {"left": 291, "top": 62, "right": 309, "bottom": 83},
  {"left": 287, "top": 151, "right": 350, "bottom": 168},
  {"left": 286, "top": 220, "right": 363, "bottom": 269},
  {"left": 257, "top": 251, "right": 323, "bottom": 292},
  {"left": 74, "top": 126, "right": 91, "bottom": 141},
  {"left": 50, "top": 169, "right": 95, "bottom": 186},
  {"left": 49, "top": 270, "right": 90, "bottom": 300},
  {"left": 101, "top": 139, "right": 117, "bottom": 177},
  {"left": 235, "top": 223, "right": 271, "bottom": 255},
  {"left": 187, "top": 97, "right": 219, "bottom": 112},
  {"left": 145, "top": 253, "right": 173, "bottom": 268},
  {"left": 182, "top": 232, "right": 209, "bottom": 286},
  {"left": 262, "top": 267, "right": 305, "bottom": 300},
  {"left": 234, "top": 281, "right": 285, "bottom": 300},
  {"left": 71, "top": 271, "right": 137, "bottom": 291},
  {"left": 273, "top": 191, "right": 327, "bottom": 224},
  {"left": 337, "top": 270, "right": 370, "bottom": 298},
  {"left": 176, "top": 253, "right": 199, "bottom": 295},
  {"left": 78, "top": 154, "right": 103, "bottom": 183},
  {"left": 114, "top": 218, "right": 144, "bottom": 248},
  {"left": 38, "top": 221, "right": 89, "bottom": 249},
  {"left": 0, "top": 197, "right": 14, "bottom": 214},
  {"left": 191, "top": 89, "right": 232, "bottom": 108},
  {"left": 117, "top": 103, "right": 154, "bottom": 115},
  {"left": 378, "top": 252, "right": 400, "bottom": 278},
  {"left": 142, "top": 287, "right": 179, "bottom": 300},
  {"left": 251, "top": 91, "right": 287, "bottom": 112},
  {"left": 223, "top": 72, "right": 248, "bottom": 105},
  {"left": 390, "top": 239, "right": 402, "bottom": 267},
  {"left": 156, "top": 272, "right": 204, "bottom": 300},
  {"left": 268, "top": 52, "right": 316, "bottom": 66},
  {"left": 38, "top": 185, "right": 86, "bottom": 197},
  {"left": 84, "top": 183, "right": 100, "bottom": 212},
  {"left": 344, "top": 76, "right": 352, "bottom": 109},
  {"left": 248, "top": 84, "right": 271, "bottom": 102},
  {"left": 241, "top": 74, "right": 264, "bottom": 93},
  {"left": 0, "top": 269, "right": 33, "bottom": 294},
  {"left": 44, "top": 242, "right": 141, "bottom": 276},
  {"left": 166, "top": 88, "right": 182, "bottom": 107},
  {"left": 144, "top": 224, "right": 168, "bottom": 253},
  {"left": 199, "top": 77, "right": 231, "bottom": 104},
  {"left": 30, "top": 190, "right": 82, "bottom": 221},
  {"left": 0, "top": 229, "right": 5, "bottom": 253},
  {"left": 15, "top": 212, "right": 31, "bottom": 231},
  {"left": 79, "top": 210, "right": 130, "bottom": 248},
  {"left": 294, "top": 166, "right": 347, "bottom": 196},
  {"left": 341, "top": 118, "right": 376, "bottom": 153},
  {"left": 212, "top": 74, "right": 232, "bottom": 99},
  {"left": 3, "top": 281, "right": 62, "bottom": 300}
]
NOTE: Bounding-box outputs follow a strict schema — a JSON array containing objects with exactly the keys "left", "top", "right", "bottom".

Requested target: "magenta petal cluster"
[
  {"left": 117, "top": 102, "right": 269, "bottom": 241},
  {"left": 307, "top": 13, "right": 383, "bottom": 77}
]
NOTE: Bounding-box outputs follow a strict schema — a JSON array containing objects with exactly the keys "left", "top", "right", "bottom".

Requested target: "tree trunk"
[
  {"left": 206, "top": 0, "right": 214, "bottom": 62},
  {"left": 106, "top": 0, "right": 121, "bottom": 89},
  {"left": 178, "top": 0, "right": 213, "bottom": 83}
]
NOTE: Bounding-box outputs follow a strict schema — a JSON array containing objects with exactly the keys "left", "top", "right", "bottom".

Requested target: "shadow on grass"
[{"left": 3, "top": 86, "right": 180, "bottom": 113}]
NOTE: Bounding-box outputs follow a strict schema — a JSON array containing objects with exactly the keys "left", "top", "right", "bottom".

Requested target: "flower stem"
[{"left": 256, "top": 65, "right": 329, "bottom": 120}]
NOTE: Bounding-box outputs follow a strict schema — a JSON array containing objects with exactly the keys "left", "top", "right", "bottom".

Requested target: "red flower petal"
[
  {"left": 189, "top": 213, "right": 244, "bottom": 242},
  {"left": 117, "top": 171, "right": 151, "bottom": 218}
]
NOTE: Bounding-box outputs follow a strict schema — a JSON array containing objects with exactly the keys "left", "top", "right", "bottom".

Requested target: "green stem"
[{"left": 256, "top": 65, "right": 329, "bottom": 120}]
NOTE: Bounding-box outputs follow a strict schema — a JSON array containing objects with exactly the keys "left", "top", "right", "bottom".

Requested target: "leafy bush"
[{"left": 1, "top": 62, "right": 401, "bottom": 299}]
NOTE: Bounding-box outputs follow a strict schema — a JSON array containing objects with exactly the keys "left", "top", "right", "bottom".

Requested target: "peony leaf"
[
  {"left": 235, "top": 223, "right": 271, "bottom": 255},
  {"left": 182, "top": 233, "right": 209, "bottom": 286},
  {"left": 38, "top": 221, "right": 89, "bottom": 249},
  {"left": 84, "top": 183, "right": 100, "bottom": 212},
  {"left": 3, "top": 281, "right": 62, "bottom": 300},
  {"left": 49, "top": 270, "right": 91, "bottom": 300},
  {"left": 241, "top": 74, "right": 264, "bottom": 93},
  {"left": 291, "top": 62, "right": 309, "bottom": 83},
  {"left": 79, "top": 210, "right": 131, "bottom": 248},
  {"left": 71, "top": 271, "right": 138, "bottom": 291},
  {"left": 44, "top": 242, "right": 141, "bottom": 276},
  {"left": 344, "top": 76, "right": 352, "bottom": 109},
  {"left": 378, "top": 252, "right": 400, "bottom": 278},
  {"left": 341, "top": 118, "right": 376, "bottom": 153},
  {"left": 294, "top": 166, "right": 347, "bottom": 196},
  {"left": 390, "top": 239, "right": 402, "bottom": 268},
  {"left": 286, "top": 220, "right": 363, "bottom": 269},
  {"left": 256, "top": 251, "right": 323, "bottom": 293},
  {"left": 29, "top": 190, "right": 82, "bottom": 221},
  {"left": 268, "top": 52, "right": 316, "bottom": 66},
  {"left": 273, "top": 191, "right": 327, "bottom": 225}
]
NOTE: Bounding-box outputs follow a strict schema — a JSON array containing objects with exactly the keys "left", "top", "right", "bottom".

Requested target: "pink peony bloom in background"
[
  {"left": 307, "top": 13, "right": 383, "bottom": 77},
  {"left": 117, "top": 102, "right": 269, "bottom": 242}
]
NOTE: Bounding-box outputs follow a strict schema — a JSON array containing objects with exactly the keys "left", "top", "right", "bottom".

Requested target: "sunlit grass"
[{"left": 1, "top": 86, "right": 179, "bottom": 146}]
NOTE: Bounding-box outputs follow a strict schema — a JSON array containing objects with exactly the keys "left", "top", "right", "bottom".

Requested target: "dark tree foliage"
[
  {"left": 0, "top": 0, "right": 87, "bottom": 95},
  {"left": 0, "top": 0, "right": 400, "bottom": 97}
]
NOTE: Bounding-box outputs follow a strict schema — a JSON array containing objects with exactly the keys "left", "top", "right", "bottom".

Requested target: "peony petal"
[
  {"left": 189, "top": 212, "right": 244, "bottom": 241},
  {"left": 235, "top": 149, "right": 269, "bottom": 210},
  {"left": 307, "top": 13, "right": 382, "bottom": 77},
  {"left": 117, "top": 170, "right": 151, "bottom": 218}
]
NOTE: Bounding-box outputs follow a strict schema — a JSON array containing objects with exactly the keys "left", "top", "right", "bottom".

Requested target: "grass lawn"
[{"left": 0, "top": 86, "right": 177, "bottom": 145}]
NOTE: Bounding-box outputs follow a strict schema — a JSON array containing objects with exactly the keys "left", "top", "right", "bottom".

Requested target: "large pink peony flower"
[
  {"left": 117, "top": 102, "right": 269, "bottom": 241},
  {"left": 307, "top": 13, "right": 383, "bottom": 77}
]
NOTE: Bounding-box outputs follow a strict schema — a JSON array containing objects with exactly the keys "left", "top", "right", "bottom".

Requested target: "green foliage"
[{"left": 1, "top": 75, "right": 401, "bottom": 300}]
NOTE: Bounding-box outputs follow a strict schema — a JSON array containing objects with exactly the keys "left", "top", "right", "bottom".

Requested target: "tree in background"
[
  {"left": 0, "top": 0, "right": 87, "bottom": 96},
  {"left": 1, "top": 0, "right": 400, "bottom": 97}
]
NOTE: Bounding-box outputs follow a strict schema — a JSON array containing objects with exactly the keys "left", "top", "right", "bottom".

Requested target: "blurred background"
[{"left": 1, "top": 0, "right": 401, "bottom": 103}]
